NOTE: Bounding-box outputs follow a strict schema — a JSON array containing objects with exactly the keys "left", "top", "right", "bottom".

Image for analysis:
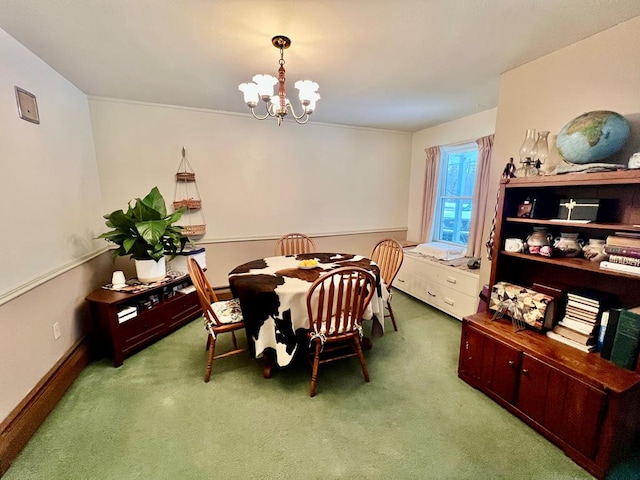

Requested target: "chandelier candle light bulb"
[{"left": 238, "top": 35, "right": 320, "bottom": 126}]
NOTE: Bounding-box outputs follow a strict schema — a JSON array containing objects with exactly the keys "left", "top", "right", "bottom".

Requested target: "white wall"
[
  {"left": 89, "top": 99, "right": 412, "bottom": 241},
  {"left": 89, "top": 99, "right": 413, "bottom": 284},
  {"left": 406, "top": 109, "right": 497, "bottom": 242},
  {"left": 0, "top": 28, "right": 104, "bottom": 421},
  {"left": 480, "top": 15, "right": 640, "bottom": 285}
]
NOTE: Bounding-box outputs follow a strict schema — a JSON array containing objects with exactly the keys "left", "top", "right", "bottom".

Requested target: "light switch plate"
[{"left": 15, "top": 86, "right": 40, "bottom": 124}]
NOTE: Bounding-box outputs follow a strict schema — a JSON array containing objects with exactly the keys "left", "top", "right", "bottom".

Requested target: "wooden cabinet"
[
  {"left": 458, "top": 170, "right": 640, "bottom": 479},
  {"left": 86, "top": 275, "right": 201, "bottom": 367},
  {"left": 395, "top": 253, "right": 480, "bottom": 319}
]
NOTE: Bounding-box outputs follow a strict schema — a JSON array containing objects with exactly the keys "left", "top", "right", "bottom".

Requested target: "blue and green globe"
[{"left": 556, "top": 110, "right": 630, "bottom": 164}]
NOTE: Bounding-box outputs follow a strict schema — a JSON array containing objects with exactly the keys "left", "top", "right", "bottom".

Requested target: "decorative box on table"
[
  {"left": 489, "top": 281, "right": 556, "bottom": 332},
  {"left": 557, "top": 198, "right": 599, "bottom": 222}
]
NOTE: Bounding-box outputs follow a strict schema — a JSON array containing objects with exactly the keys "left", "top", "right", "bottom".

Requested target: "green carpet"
[{"left": 7, "top": 291, "right": 635, "bottom": 479}]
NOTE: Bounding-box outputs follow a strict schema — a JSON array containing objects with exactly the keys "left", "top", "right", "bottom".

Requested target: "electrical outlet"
[{"left": 52, "top": 322, "right": 61, "bottom": 340}]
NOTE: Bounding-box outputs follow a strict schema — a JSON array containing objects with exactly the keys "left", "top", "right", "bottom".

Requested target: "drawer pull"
[
  {"left": 397, "top": 279, "right": 406, "bottom": 283},
  {"left": 446, "top": 276, "right": 457, "bottom": 284},
  {"left": 427, "top": 291, "right": 436, "bottom": 297},
  {"left": 444, "top": 298, "right": 454, "bottom": 306}
]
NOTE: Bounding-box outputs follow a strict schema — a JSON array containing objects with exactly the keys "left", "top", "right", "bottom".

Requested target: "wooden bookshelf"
[{"left": 459, "top": 169, "right": 640, "bottom": 479}]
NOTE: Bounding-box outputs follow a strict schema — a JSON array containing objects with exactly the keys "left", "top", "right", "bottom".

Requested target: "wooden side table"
[{"left": 86, "top": 275, "right": 201, "bottom": 367}]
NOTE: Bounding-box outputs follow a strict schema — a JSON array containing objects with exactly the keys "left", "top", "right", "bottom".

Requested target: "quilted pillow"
[{"left": 210, "top": 298, "right": 243, "bottom": 324}]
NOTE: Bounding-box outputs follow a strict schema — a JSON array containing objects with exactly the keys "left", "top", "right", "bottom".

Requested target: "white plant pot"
[{"left": 135, "top": 257, "right": 166, "bottom": 283}]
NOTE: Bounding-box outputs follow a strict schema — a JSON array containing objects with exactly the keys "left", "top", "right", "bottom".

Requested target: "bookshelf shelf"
[
  {"left": 459, "top": 170, "right": 640, "bottom": 479},
  {"left": 505, "top": 217, "right": 640, "bottom": 233}
]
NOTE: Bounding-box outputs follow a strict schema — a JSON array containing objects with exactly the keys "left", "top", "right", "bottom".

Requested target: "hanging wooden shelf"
[
  {"left": 173, "top": 147, "right": 206, "bottom": 237},
  {"left": 182, "top": 224, "right": 206, "bottom": 236},
  {"left": 173, "top": 199, "right": 202, "bottom": 210},
  {"left": 176, "top": 172, "right": 196, "bottom": 182}
]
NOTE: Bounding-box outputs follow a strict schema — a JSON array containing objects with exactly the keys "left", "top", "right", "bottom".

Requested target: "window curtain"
[
  {"left": 467, "top": 134, "right": 494, "bottom": 258},
  {"left": 419, "top": 146, "right": 441, "bottom": 243}
]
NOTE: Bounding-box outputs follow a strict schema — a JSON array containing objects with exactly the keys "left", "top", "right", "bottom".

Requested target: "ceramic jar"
[
  {"left": 553, "top": 233, "right": 584, "bottom": 258},
  {"left": 526, "top": 227, "right": 553, "bottom": 256},
  {"left": 583, "top": 238, "right": 607, "bottom": 262}
]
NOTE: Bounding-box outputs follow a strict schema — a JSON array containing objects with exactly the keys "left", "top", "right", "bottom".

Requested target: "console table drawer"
[{"left": 121, "top": 315, "right": 165, "bottom": 352}]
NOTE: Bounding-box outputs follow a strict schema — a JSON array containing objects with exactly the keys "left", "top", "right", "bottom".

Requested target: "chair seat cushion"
[{"left": 210, "top": 298, "right": 244, "bottom": 324}]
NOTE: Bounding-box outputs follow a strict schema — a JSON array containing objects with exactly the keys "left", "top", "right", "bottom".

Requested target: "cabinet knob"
[
  {"left": 508, "top": 360, "right": 515, "bottom": 367},
  {"left": 522, "top": 368, "right": 529, "bottom": 375}
]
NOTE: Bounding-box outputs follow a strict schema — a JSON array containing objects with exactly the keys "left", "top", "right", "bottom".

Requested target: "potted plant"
[{"left": 98, "top": 187, "right": 190, "bottom": 282}]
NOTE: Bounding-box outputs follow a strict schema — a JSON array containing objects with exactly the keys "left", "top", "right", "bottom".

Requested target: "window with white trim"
[{"left": 433, "top": 143, "right": 478, "bottom": 246}]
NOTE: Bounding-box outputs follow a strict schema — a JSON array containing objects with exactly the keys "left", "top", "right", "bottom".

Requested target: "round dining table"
[{"left": 228, "top": 252, "right": 389, "bottom": 377}]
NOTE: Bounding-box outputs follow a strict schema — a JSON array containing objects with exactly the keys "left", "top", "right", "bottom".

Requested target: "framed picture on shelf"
[{"left": 517, "top": 198, "right": 537, "bottom": 218}]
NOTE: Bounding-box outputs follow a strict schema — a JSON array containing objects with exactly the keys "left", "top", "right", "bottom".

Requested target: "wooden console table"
[{"left": 86, "top": 275, "right": 201, "bottom": 367}]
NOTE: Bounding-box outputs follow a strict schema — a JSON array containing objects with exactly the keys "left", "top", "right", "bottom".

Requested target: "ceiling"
[{"left": 1, "top": 1, "right": 640, "bottom": 132}]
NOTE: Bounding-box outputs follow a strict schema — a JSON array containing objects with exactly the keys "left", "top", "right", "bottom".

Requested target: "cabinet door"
[
  {"left": 517, "top": 353, "right": 606, "bottom": 460},
  {"left": 516, "top": 353, "right": 551, "bottom": 425},
  {"left": 544, "top": 368, "right": 605, "bottom": 459},
  {"left": 459, "top": 325, "right": 485, "bottom": 383},
  {"left": 480, "top": 335, "right": 521, "bottom": 403}
]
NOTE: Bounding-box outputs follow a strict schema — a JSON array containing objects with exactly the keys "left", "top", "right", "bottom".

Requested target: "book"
[
  {"left": 600, "top": 261, "right": 640, "bottom": 276},
  {"left": 117, "top": 310, "right": 138, "bottom": 323},
  {"left": 564, "top": 309, "right": 598, "bottom": 324},
  {"left": 610, "top": 309, "right": 640, "bottom": 369},
  {"left": 558, "top": 317, "right": 597, "bottom": 336},
  {"left": 117, "top": 305, "right": 137, "bottom": 318},
  {"left": 600, "top": 309, "right": 622, "bottom": 359},
  {"left": 553, "top": 324, "right": 595, "bottom": 345},
  {"left": 597, "top": 311, "right": 609, "bottom": 352},
  {"left": 606, "top": 235, "right": 640, "bottom": 249},
  {"left": 608, "top": 254, "right": 640, "bottom": 267},
  {"left": 546, "top": 330, "right": 594, "bottom": 353},
  {"left": 567, "top": 300, "right": 600, "bottom": 318},
  {"left": 604, "top": 245, "right": 640, "bottom": 259}
]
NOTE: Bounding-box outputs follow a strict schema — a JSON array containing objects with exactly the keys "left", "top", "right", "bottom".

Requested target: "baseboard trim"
[{"left": 0, "top": 337, "right": 90, "bottom": 476}]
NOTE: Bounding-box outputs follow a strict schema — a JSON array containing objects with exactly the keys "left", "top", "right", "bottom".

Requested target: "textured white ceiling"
[{"left": 1, "top": 1, "right": 640, "bottom": 132}]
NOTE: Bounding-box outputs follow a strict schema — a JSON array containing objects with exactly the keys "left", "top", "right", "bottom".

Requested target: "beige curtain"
[
  {"left": 467, "top": 134, "right": 494, "bottom": 257},
  {"left": 420, "top": 146, "right": 441, "bottom": 243}
]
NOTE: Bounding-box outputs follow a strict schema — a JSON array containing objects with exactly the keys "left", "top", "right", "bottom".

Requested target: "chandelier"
[{"left": 238, "top": 35, "right": 320, "bottom": 126}]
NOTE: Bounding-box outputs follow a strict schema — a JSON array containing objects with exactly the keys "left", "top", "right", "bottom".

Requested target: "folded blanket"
[{"left": 410, "top": 242, "right": 466, "bottom": 260}]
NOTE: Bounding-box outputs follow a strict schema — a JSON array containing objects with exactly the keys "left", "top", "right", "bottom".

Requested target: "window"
[{"left": 433, "top": 143, "right": 478, "bottom": 246}]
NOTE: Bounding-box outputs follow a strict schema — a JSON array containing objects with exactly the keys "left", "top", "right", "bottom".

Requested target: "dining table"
[{"left": 228, "top": 252, "right": 389, "bottom": 377}]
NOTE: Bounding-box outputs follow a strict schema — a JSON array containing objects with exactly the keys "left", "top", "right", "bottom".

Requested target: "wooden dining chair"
[
  {"left": 187, "top": 257, "right": 247, "bottom": 382},
  {"left": 370, "top": 238, "right": 404, "bottom": 331},
  {"left": 274, "top": 232, "right": 317, "bottom": 256},
  {"left": 305, "top": 266, "right": 376, "bottom": 397}
]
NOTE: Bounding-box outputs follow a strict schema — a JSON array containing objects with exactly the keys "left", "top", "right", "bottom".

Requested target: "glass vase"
[
  {"left": 518, "top": 129, "right": 537, "bottom": 163},
  {"left": 534, "top": 131, "right": 549, "bottom": 171}
]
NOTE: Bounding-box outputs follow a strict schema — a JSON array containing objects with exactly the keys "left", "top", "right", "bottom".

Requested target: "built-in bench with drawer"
[{"left": 394, "top": 251, "right": 480, "bottom": 320}]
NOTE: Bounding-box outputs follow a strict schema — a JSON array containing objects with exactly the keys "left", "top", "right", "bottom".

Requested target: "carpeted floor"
[{"left": 6, "top": 291, "right": 638, "bottom": 479}]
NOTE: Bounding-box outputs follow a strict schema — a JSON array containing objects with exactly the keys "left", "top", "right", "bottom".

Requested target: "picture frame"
[
  {"left": 517, "top": 198, "right": 536, "bottom": 218},
  {"left": 15, "top": 86, "right": 40, "bottom": 124}
]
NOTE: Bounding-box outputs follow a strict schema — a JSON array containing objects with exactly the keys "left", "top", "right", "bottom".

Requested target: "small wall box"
[{"left": 170, "top": 247, "right": 206, "bottom": 274}]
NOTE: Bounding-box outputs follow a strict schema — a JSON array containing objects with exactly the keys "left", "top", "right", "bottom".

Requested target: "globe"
[{"left": 556, "top": 110, "right": 630, "bottom": 164}]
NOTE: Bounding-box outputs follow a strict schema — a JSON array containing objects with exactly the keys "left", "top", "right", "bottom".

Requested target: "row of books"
[
  {"left": 546, "top": 291, "right": 608, "bottom": 353},
  {"left": 542, "top": 286, "right": 640, "bottom": 370},
  {"left": 599, "top": 306, "right": 640, "bottom": 370},
  {"left": 600, "top": 233, "right": 640, "bottom": 276}
]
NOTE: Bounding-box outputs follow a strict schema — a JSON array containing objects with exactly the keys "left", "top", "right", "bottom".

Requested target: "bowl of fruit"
[{"left": 298, "top": 259, "right": 319, "bottom": 269}]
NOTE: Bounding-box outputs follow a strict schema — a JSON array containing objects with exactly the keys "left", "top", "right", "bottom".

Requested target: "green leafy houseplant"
[{"left": 99, "top": 187, "right": 189, "bottom": 262}]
